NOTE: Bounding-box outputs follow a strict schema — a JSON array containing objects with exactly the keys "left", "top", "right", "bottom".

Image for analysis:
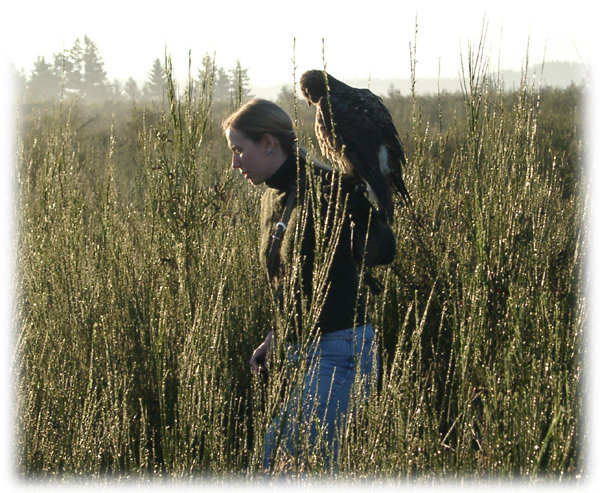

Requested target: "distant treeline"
[
  {"left": 336, "top": 61, "right": 588, "bottom": 97},
  {"left": 10, "top": 34, "right": 588, "bottom": 104},
  {"left": 11, "top": 35, "right": 254, "bottom": 104}
]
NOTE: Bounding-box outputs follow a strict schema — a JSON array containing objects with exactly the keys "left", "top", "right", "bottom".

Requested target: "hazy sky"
[{"left": 3, "top": 0, "right": 594, "bottom": 88}]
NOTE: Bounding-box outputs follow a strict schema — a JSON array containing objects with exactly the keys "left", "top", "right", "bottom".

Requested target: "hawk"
[{"left": 300, "top": 69, "right": 410, "bottom": 224}]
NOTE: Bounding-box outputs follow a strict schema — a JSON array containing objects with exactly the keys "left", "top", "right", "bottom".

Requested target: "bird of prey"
[{"left": 300, "top": 69, "right": 410, "bottom": 224}]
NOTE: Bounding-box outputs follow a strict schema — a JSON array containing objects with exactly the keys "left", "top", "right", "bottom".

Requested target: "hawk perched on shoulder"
[{"left": 300, "top": 69, "right": 410, "bottom": 224}]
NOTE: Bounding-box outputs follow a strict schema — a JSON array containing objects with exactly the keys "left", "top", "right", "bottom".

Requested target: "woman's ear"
[{"left": 262, "top": 133, "right": 276, "bottom": 154}]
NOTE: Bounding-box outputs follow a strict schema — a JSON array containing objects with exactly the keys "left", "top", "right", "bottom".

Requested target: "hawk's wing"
[
  {"left": 372, "top": 96, "right": 410, "bottom": 205},
  {"left": 316, "top": 88, "right": 398, "bottom": 222}
]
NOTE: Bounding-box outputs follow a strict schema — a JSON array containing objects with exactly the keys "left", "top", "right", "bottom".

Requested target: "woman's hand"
[{"left": 249, "top": 330, "right": 273, "bottom": 377}]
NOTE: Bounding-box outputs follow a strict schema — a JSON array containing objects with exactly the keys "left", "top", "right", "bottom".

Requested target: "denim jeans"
[{"left": 263, "top": 324, "right": 379, "bottom": 471}]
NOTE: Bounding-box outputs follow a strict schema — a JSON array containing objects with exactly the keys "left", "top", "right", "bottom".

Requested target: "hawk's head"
[{"left": 300, "top": 70, "right": 327, "bottom": 106}]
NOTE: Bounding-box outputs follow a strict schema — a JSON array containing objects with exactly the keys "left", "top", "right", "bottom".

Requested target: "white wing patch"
[
  {"left": 365, "top": 182, "right": 377, "bottom": 204},
  {"left": 378, "top": 146, "right": 390, "bottom": 175}
]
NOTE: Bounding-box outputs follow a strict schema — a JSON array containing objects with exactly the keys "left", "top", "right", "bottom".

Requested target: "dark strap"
[{"left": 267, "top": 182, "right": 297, "bottom": 283}]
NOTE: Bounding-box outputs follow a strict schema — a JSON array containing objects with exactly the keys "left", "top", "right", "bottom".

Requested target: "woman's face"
[{"left": 225, "top": 127, "right": 277, "bottom": 185}]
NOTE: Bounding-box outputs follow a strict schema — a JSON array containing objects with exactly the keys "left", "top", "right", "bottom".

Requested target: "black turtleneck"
[{"left": 264, "top": 154, "right": 298, "bottom": 191}]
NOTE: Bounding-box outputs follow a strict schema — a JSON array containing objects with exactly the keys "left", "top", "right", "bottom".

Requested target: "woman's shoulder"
[
  {"left": 260, "top": 184, "right": 291, "bottom": 227},
  {"left": 260, "top": 185, "right": 285, "bottom": 210}
]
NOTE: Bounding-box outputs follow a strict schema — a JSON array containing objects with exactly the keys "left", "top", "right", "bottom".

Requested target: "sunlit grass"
[{"left": 13, "top": 43, "right": 585, "bottom": 483}]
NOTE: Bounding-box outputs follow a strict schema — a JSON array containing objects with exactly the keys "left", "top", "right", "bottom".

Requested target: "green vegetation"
[{"left": 13, "top": 46, "right": 586, "bottom": 484}]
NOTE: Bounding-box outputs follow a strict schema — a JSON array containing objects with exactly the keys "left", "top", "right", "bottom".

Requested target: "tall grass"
[
  {"left": 353, "top": 42, "right": 585, "bottom": 479},
  {"left": 13, "top": 45, "right": 585, "bottom": 483}
]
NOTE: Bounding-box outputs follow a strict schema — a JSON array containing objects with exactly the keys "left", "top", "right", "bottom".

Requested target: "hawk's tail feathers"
[
  {"left": 383, "top": 177, "right": 394, "bottom": 225},
  {"left": 393, "top": 174, "right": 412, "bottom": 208}
]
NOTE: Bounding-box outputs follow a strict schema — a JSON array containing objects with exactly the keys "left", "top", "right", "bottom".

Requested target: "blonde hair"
[{"left": 222, "top": 99, "right": 297, "bottom": 156}]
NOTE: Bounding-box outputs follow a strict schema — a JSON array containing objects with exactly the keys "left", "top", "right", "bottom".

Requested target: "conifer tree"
[
  {"left": 111, "top": 79, "right": 123, "bottom": 100},
  {"left": 124, "top": 77, "right": 139, "bottom": 101},
  {"left": 145, "top": 58, "right": 165, "bottom": 100},
  {"left": 82, "top": 35, "right": 109, "bottom": 101},
  {"left": 52, "top": 51, "right": 73, "bottom": 95},
  {"left": 214, "top": 67, "right": 231, "bottom": 101},
  {"left": 28, "top": 56, "right": 61, "bottom": 100},
  {"left": 66, "top": 38, "right": 84, "bottom": 96},
  {"left": 197, "top": 53, "right": 216, "bottom": 96},
  {"left": 11, "top": 62, "right": 27, "bottom": 99},
  {"left": 228, "top": 59, "right": 252, "bottom": 106}
]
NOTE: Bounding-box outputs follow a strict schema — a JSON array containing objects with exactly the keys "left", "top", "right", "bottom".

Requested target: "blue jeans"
[{"left": 263, "top": 324, "right": 379, "bottom": 471}]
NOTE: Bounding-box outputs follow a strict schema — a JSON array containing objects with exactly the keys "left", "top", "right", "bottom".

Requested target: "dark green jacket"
[{"left": 260, "top": 154, "right": 395, "bottom": 338}]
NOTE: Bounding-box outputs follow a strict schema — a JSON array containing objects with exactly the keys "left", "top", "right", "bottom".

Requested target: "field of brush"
[{"left": 13, "top": 54, "right": 586, "bottom": 483}]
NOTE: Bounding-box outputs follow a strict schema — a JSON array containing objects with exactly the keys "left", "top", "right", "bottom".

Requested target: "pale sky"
[{"left": 2, "top": 0, "right": 594, "bottom": 88}]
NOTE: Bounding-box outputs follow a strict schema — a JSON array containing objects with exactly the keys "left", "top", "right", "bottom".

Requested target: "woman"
[{"left": 223, "top": 99, "right": 396, "bottom": 471}]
